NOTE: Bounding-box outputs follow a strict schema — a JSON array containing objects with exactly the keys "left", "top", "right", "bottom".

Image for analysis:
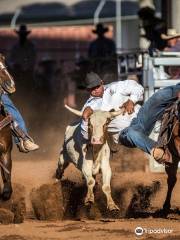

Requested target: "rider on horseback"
[
  {"left": 119, "top": 83, "right": 180, "bottom": 165},
  {"left": 0, "top": 54, "right": 39, "bottom": 153}
]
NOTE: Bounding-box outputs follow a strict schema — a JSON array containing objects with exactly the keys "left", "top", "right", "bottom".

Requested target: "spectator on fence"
[
  {"left": 162, "top": 28, "right": 180, "bottom": 52},
  {"left": 8, "top": 25, "right": 36, "bottom": 89},
  {"left": 88, "top": 23, "right": 116, "bottom": 59},
  {"left": 88, "top": 23, "right": 116, "bottom": 79},
  {"left": 138, "top": 4, "right": 167, "bottom": 55},
  {"left": 162, "top": 28, "right": 180, "bottom": 79}
]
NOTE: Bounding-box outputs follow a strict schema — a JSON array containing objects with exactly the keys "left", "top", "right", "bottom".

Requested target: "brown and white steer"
[{"left": 56, "top": 104, "right": 123, "bottom": 211}]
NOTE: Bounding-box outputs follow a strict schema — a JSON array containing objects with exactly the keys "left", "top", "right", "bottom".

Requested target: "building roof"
[{"left": 0, "top": 0, "right": 161, "bottom": 27}]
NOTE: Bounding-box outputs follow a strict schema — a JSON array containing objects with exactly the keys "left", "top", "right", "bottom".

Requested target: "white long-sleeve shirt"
[{"left": 81, "top": 80, "right": 144, "bottom": 138}]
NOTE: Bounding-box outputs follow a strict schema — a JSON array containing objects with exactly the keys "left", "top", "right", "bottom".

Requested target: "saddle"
[
  {"left": 0, "top": 103, "right": 13, "bottom": 131},
  {"left": 156, "top": 99, "right": 180, "bottom": 150}
]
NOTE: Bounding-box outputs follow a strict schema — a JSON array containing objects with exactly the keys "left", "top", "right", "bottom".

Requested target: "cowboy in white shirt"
[{"left": 81, "top": 72, "right": 144, "bottom": 143}]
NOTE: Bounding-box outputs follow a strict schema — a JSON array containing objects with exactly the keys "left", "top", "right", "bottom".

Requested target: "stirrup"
[
  {"left": 152, "top": 148, "right": 165, "bottom": 165},
  {"left": 152, "top": 147, "right": 172, "bottom": 165},
  {"left": 25, "top": 134, "right": 34, "bottom": 143},
  {"left": 17, "top": 139, "right": 29, "bottom": 153}
]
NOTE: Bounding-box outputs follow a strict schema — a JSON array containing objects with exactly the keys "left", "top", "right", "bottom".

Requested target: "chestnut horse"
[
  {"left": 0, "top": 53, "right": 16, "bottom": 200},
  {"left": 157, "top": 98, "right": 180, "bottom": 215}
]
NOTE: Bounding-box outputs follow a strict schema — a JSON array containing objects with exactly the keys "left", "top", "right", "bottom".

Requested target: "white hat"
[
  {"left": 161, "top": 28, "right": 180, "bottom": 40},
  {"left": 139, "top": 0, "right": 155, "bottom": 10}
]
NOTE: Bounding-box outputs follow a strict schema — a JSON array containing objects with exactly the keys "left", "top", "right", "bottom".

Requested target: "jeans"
[
  {"left": 1, "top": 94, "right": 28, "bottom": 143},
  {"left": 119, "top": 83, "right": 180, "bottom": 154}
]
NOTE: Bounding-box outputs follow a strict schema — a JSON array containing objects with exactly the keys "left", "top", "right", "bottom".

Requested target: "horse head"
[{"left": 0, "top": 54, "right": 16, "bottom": 94}]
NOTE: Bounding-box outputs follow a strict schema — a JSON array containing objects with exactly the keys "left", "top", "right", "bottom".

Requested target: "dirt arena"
[
  {"left": 0, "top": 89, "right": 180, "bottom": 240},
  {"left": 0, "top": 151, "right": 180, "bottom": 239}
]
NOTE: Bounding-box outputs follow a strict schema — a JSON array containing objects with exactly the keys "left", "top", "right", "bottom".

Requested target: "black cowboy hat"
[
  {"left": 92, "top": 23, "right": 109, "bottom": 34},
  {"left": 15, "top": 25, "right": 31, "bottom": 35},
  {"left": 85, "top": 72, "right": 102, "bottom": 89}
]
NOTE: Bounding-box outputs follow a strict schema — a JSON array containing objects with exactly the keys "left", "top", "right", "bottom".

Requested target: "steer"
[{"left": 56, "top": 104, "right": 123, "bottom": 211}]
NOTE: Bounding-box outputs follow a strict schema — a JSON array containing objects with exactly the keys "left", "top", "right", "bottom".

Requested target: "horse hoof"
[
  {"left": 85, "top": 201, "right": 93, "bottom": 207},
  {"left": 108, "top": 207, "right": 120, "bottom": 218},
  {"left": 153, "top": 208, "right": 169, "bottom": 218},
  {"left": 1, "top": 190, "right": 12, "bottom": 201},
  {"left": 110, "top": 208, "right": 120, "bottom": 213}
]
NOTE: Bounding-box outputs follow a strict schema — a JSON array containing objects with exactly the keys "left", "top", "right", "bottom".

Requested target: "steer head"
[{"left": 65, "top": 104, "right": 123, "bottom": 145}]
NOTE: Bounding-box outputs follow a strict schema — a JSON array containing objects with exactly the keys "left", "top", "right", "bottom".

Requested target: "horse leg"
[
  {"left": 56, "top": 148, "right": 69, "bottom": 180},
  {"left": 0, "top": 151, "right": 12, "bottom": 200},
  {"left": 163, "top": 159, "right": 178, "bottom": 212}
]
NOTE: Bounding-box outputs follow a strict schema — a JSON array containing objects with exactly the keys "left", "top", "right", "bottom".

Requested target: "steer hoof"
[
  {"left": 108, "top": 203, "right": 120, "bottom": 212},
  {"left": 84, "top": 200, "right": 94, "bottom": 206},
  {"left": 85, "top": 196, "right": 94, "bottom": 206}
]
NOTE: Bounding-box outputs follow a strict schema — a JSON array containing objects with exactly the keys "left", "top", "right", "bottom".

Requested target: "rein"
[
  {"left": 0, "top": 114, "right": 13, "bottom": 131},
  {"left": 0, "top": 160, "right": 10, "bottom": 174},
  {"left": 166, "top": 119, "right": 179, "bottom": 145}
]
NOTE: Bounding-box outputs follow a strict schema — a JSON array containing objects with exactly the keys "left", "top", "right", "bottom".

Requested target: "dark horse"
[
  {"left": 157, "top": 97, "right": 180, "bottom": 216},
  {"left": 0, "top": 53, "right": 16, "bottom": 200}
]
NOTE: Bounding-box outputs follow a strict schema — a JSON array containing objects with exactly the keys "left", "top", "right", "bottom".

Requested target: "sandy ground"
[
  {"left": 0, "top": 147, "right": 177, "bottom": 240},
  {"left": 0, "top": 90, "right": 179, "bottom": 240},
  {"left": 0, "top": 218, "right": 180, "bottom": 240}
]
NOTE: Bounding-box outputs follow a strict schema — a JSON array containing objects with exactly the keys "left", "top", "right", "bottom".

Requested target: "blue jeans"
[
  {"left": 1, "top": 94, "right": 28, "bottom": 143},
  {"left": 119, "top": 83, "right": 180, "bottom": 154}
]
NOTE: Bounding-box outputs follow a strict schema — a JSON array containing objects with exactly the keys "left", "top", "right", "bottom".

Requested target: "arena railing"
[{"left": 143, "top": 51, "right": 180, "bottom": 172}]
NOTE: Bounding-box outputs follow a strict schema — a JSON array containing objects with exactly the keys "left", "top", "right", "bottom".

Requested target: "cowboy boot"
[
  {"left": 11, "top": 124, "right": 39, "bottom": 153},
  {"left": 18, "top": 137, "right": 39, "bottom": 153},
  {"left": 151, "top": 147, "right": 172, "bottom": 165}
]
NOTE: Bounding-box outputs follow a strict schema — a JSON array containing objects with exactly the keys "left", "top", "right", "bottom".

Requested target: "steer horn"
[
  {"left": 65, "top": 104, "right": 82, "bottom": 117},
  {"left": 110, "top": 108, "right": 125, "bottom": 117}
]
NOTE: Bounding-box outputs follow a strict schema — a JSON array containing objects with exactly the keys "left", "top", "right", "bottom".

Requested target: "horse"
[
  {"left": 0, "top": 53, "right": 16, "bottom": 200},
  {"left": 157, "top": 97, "right": 180, "bottom": 216}
]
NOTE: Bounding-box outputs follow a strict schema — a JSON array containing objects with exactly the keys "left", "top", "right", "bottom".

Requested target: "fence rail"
[{"left": 142, "top": 51, "right": 180, "bottom": 172}]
